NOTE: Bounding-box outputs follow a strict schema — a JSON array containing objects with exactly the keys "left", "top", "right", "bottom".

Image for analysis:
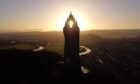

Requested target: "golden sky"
[{"left": 0, "top": 0, "right": 140, "bottom": 32}]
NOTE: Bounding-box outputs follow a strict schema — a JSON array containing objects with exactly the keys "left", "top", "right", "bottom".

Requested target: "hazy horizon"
[{"left": 0, "top": 29, "right": 140, "bottom": 34}]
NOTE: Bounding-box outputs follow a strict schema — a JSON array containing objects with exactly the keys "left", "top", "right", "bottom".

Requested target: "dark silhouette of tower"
[{"left": 63, "top": 13, "right": 84, "bottom": 83}]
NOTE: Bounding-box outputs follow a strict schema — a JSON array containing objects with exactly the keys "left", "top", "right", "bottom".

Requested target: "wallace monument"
[{"left": 63, "top": 13, "right": 84, "bottom": 83}]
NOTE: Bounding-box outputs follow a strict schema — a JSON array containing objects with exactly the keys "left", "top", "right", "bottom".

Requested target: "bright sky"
[{"left": 0, "top": 0, "right": 140, "bottom": 32}]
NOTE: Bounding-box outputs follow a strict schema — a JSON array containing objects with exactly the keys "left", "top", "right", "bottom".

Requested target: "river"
[
  {"left": 33, "top": 45, "right": 92, "bottom": 74},
  {"left": 80, "top": 46, "right": 92, "bottom": 56},
  {"left": 33, "top": 46, "right": 44, "bottom": 52},
  {"left": 33, "top": 46, "right": 92, "bottom": 56}
]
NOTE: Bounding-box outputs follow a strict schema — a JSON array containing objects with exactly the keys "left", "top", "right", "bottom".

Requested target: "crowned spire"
[
  {"left": 64, "top": 12, "right": 79, "bottom": 28},
  {"left": 70, "top": 11, "right": 72, "bottom": 16},
  {"left": 68, "top": 12, "right": 75, "bottom": 21}
]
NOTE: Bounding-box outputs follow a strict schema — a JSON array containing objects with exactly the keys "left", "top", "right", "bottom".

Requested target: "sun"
[
  {"left": 69, "top": 20, "right": 74, "bottom": 28},
  {"left": 56, "top": 11, "right": 87, "bottom": 31}
]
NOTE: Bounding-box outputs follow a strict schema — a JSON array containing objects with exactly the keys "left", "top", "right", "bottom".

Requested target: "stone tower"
[{"left": 63, "top": 13, "right": 83, "bottom": 83}]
